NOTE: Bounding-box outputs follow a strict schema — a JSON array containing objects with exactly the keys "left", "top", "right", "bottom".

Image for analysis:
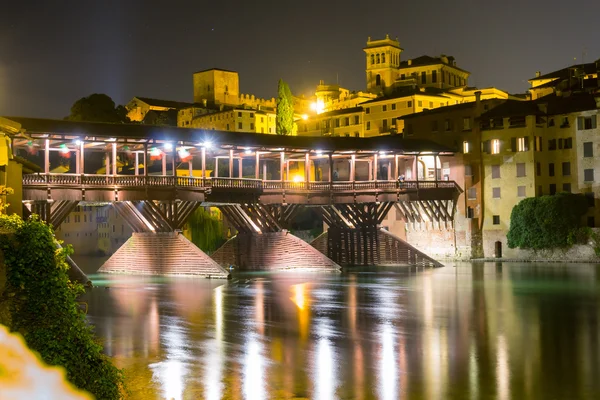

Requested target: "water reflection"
[{"left": 82, "top": 263, "right": 600, "bottom": 399}]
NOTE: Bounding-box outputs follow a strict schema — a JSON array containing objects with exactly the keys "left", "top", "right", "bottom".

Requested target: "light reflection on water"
[{"left": 81, "top": 263, "right": 600, "bottom": 399}]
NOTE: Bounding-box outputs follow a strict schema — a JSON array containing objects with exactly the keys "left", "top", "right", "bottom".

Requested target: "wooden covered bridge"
[{"left": 1, "top": 117, "right": 462, "bottom": 277}]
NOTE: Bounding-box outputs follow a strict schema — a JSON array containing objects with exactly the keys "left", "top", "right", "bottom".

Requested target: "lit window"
[
  {"left": 463, "top": 141, "right": 470, "bottom": 153},
  {"left": 463, "top": 117, "right": 471, "bottom": 130},
  {"left": 491, "top": 139, "right": 501, "bottom": 154}
]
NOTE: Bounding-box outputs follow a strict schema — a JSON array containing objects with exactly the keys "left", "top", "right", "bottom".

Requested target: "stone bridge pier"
[{"left": 211, "top": 204, "right": 341, "bottom": 271}]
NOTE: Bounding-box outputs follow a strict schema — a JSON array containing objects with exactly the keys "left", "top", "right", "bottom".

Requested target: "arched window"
[
  {"left": 376, "top": 54, "right": 380, "bottom": 64},
  {"left": 207, "top": 84, "right": 211, "bottom": 91},
  {"left": 382, "top": 53, "right": 386, "bottom": 63},
  {"left": 376, "top": 74, "right": 381, "bottom": 86},
  {"left": 371, "top": 54, "right": 374, "bottom": 65}
]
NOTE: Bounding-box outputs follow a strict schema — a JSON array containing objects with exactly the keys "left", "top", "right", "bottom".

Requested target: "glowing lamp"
[
  {"left": 74, "top": 139, "right": 81, "bottom": 146},
  {"left": 178, "top": 149, "right": 190, "bottom": 159},
  {"left": 203, "top": 141, "right": 213, "bottom": 149},
  {"left": 150, "top": 147, "right": 162, "bottom": 157},
  {"left": 244, "top": 148, "right": 252, "bottom": 155},
  {"left": 164, "top": 143, "right": 173, "bottom": 151},
  {"left": 59, "top": 144, "right": 69, "bottom": 154},
  {"left": 292, "top": 175, "right": 303, "bottom": 183},
  {"left": 302, "top": 114, "right": 308, "bottom": 120},
  {"left": 316, "top": 150, "right": 323, "bottom": 155}
]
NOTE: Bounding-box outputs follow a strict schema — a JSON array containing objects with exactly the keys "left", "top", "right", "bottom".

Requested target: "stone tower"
[
  {"left": 363, "top": 35, "right": 403, "bottom": 94},
  {"left": 193, "top": 68, "right": 240, "bottom": 106}
]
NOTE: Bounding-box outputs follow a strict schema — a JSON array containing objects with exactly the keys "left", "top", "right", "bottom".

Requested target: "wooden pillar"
[
  {"left": 305, "top": 152, "right": 310, "bottom": 185},
  {"left": 387, "top": 161, "right": 392, "bottom": 180},
  {"left": 393, "top": 155, "right": 398, "bottom": 180},
  {"left": 172, "top": 145, "right": 177, "bottom": 177},
  {"left": 262, "top": 163, "right": 267, "bottom": 180},
  {"left": 188, "top": 158, "right": 193, "bottom": 177},
  {"left": 143, "top": 143, "right": 148, "bottom": 178},
  {"left": 162, "top": 149, "right": 167, "bottom": 175},
  {"left": 44, "top": 139, "right": 50, "bottom": 174},
  {"left": 238, "top": 157, "right": 243, "bottom": 178},
  {"left": 112, "top": 142, "right": 117, "bottom": 176},
  {"left": 433, "top": 154, "right": 438, "bottom": 182},
  {"left": 286, "top": 160, "right": 290, "bottom": 181},
  {"left": 215, "top": 157, "right": 219, "bottom": 178},
  {"left": 80, "top": 141, "right": 85, "bottom": 174},
  {"left": 368, "top": 160, "right": 372, "bottom": 181},
  {"left": 414, "top": 155, "right": 418, "bottom": 181},
  {"left": 201, "top": 147, "right": 206, "bottom": 178},
  {"left": 134, "top": 152, "right": 139, "bottom": 176},
  {"left": 280, "top": 152, "right": 285, "bottom": 182},
  {"left": 255, "top": 152, "right": 260, "bottom": 179},
  {"left": 105, "top": 153, "right": 110, "bottom": 177},
  {"left": 373, "top": 153, "right": 378, "bottom": 181},
  {"left": 229, "top": 149, "right": 234, "bottom": 178},
  {"left": 350, "top": 154, "right": 356, "bottom": 182},
  {"left": 328, "top": 153, "right": 333, "bottom": 182},
  {"left": 75, "top": 149, "right": 80, "bottom": 174}
]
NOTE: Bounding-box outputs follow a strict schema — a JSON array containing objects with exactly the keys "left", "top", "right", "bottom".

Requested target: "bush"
[
  {"left": 185, "top": 207, "right": 225, "bottom": 253},
  {"left": 507, "top": 192, "right": 589, "bottom": 250},
  {"left": 0, "top": 214, "right": 124, "bottom": 399}
]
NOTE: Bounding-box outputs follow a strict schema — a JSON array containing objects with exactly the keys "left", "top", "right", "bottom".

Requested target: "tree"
[
  {"left": 507, "top": 192, "right": 589, "bottom": 249},
  {"left": 66, "top": 93, "right": 130, "bottom": 123},
  {"left": 276, "top": 79, "right": 294, "bottom": 135}
]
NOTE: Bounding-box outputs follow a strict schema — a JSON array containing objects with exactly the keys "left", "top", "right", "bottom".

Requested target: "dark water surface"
[{"left": 80, "top": 262, "right": 600, "bottom": 400}]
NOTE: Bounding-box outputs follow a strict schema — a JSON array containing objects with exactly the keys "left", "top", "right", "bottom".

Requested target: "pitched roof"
[
  {"left": 480, "top": 93, "right": 599, "bottom": 119},
  {"left": 480, "top": 100, "right": 543, "bottom": 119},
  {"left": 193, "top": 68, "right": 237, "bottom": 74},
  {"left": 399, "top": 55, "right": 470, "bottom": 74},
  {"left": 133, "top": 97, "right": 193, "bottom": 109},
  {"left": 529, "top": 61, "right": 599, "bottom": 82},
  {"left": 3, "top": 117, "right": 454, "bottom": 155},
  {"left": 359, "top": 87, "right": 450, "bottom": 105},
  {"left": 311, "top": 107, "right": 364, "bottom": 118},
  {"left": 400, "top": 101, "right": 478, "bottom": 120}
]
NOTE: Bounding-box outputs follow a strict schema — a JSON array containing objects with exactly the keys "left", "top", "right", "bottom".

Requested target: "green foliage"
[
  {"left": 185, "top": 207, "right": 225, "bottom": 253},
  {"left": 67, "top": 93, "right": 130, "bottom": 123},
  {"left": 0, "top": 215, "right": 124, "bottom": 399},
  {"left": 276, "top": 79, "right": 294, "bottom": 135},
  {"left": 507, "top": 192, "right": 589, "bottom": 249}
]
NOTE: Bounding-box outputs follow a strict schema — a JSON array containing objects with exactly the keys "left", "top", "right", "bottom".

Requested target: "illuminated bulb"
[
  {"left": 164, "top": 143, "right": 173, "bottom": 151},
  {"left": 316, "top": 150, "right": 323, "bottom": 155},
  {"left": 244, "top": 149, "right": 252, "bottom": 155},
  {"left": 203, "top": 141, "right": 213, "bottom": 149},
  {"left": 302, "top": 114, "right": 308, "bottom": 120},
  {"left": 292, "top": 175, "right": 303, "bottom": 183},
  {"left": 178, "top": 149, "right": 190, "bottom": 158},
  {"left": 74, "top": 139, "right": 81, "bottom": 146},
  {"left": 150, "top": 147, "right": 161, "bottom": 157},
  {"left": 379, "top": 151, "right": 386, "bottom": 155},
  {"left": 60, "top": 144, "right": 69, "bottom": 154}
]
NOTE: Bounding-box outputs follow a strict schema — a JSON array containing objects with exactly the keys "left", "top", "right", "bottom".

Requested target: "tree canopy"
[
  {"left": 507, "top": 192, "right": 589, "bottom": 249},
  {"left": 66, "top": 93, "right": 129, "bottom": 123},
  {"left": 276, "top": 79, "right": 294, "bottom": 135}
]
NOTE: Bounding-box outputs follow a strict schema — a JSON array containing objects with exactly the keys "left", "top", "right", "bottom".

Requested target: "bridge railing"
[{"left": 23, "top": 173, "right": 458, "bottom": 193}]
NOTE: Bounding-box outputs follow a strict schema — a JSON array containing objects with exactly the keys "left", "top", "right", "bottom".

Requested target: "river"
[{"left": 78, "top": 261, "right": 600, "bottom": 400}]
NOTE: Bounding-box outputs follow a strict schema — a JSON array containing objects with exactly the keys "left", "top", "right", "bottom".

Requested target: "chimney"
[
  {"left": 475, "top": 91, "right": 482, "bottom": 104},
  {"left": 535, "top": 71, "right": 541, "bottom": 78},
  {"left": 319, "top": 80, "right": 324, "bottom": 85},
  {"left": 408, "top": 59, "right": 412, "bottom": 66}
]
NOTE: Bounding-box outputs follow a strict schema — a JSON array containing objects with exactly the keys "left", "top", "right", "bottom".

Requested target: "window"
[
  {"left": 516, "top": 163, "right": 526, "bottom": 177},
  {"left": 400, "top": 74, "right": 406, "bottom": 80},
  {"left": 492, "top": 187, "right": 501, "bottom": 198},
  {"left": 421, "top": 71, "right": 427, "bottom": 84},
  {"left": 444, "top": 119, "right": 452, "bottom": 131},
  {"left": 536, "top": 162, "right": 541, "bottom": 176},
  {"left": 548, "top": 139, "right": 557, "bottom": 150},
  {"left": 366, "top": 107, "right": 370, "bottom": 114},
  {"left": 463, "top": 117, "right": 471, "bottom": 131},
  {"left": 584, "top": 142, "right": 594, "bottom": 157},
  {"left": 382, "top": 119, "right": 388, "bottom": 130},
  {"left": 562, "top": 183, "right": 571, "bottom": 193},
  {"left": 517, "top": 186, "right": 526, "bottom": 197},
  {"left": 463, "top": 141, "right": 470, "bottom": 154},
  {"left": 431, "top": 120, "right": 439, "bottom": 132},
  {"left": 429, "top": 101, "right": 433, "bottom": 108},
  {"left": 238, "top": 112, "right": 242, "bottom": 117},
  {"left": 549, "top": 163, "right": 555, "bottom": 177},
  {"left": 513, "top": 137, "right": 529, "bottom": 152},
  {"left": 382, "top": 105, "right": 387, "bottom": 112},
  {"left": 391, "top": 103, "right": 396, "bottom": 111},
  {"left": 354, "top": 115, "right": 360, "bottom": 125},
  {"left": 376, "top": 54, "right": 380, "bottom": 64},
  {"left": 548, "top": 118, "right": 555, "bottom": 127},
  {"left": 549, "top": 184, "right": 557, "bottom": 195},
  {"left": 112, "top": 225, "right": 115, "bottom": 233},
  {"left": 560, "top": 117, "right": 569, "bottom": 128},
  {"left": 226, "top": 124, "right": 230, "bottom": 130},
  {"left": 366, "top": 121, "right": 371, "bottom": 130},
  {"left": 534, "top": 136, "right": 543, "bottom": 151},
  {"left": 250, "top": 123, "right": 255, "bottom": 130},
  {"left": 562, "top": 162, "right": 571, "bottom": 176},
  {"left": 418, "top": 100, "right": 423, "bottom": 107},
  {"left": 491, "top": 139, "right": 501, "bottom": 154},
  {"left": 407, "top": 101, "right": 413, "bottom": 108},
  {"left": 432, "top": 70, "right": 437, "bottom": 83},
  {"left": 335, "top": 119, "right": 340, "bottom": 128},
  {"left": 563, "top": 137, "right": 573, "bottom": 149},
  {"left": 261, "top": 117, "right": 264, "bottom": 123},
  {"left": 584, "top": 168, "right": 595, "bottom": 182},
  {"left": 465, "top": 164, "right": 473, "bottom": 176},
  {"left": 238, "top": 122, "right": 242, "bottom": 129},
  {"left": 467, "top": 187, "right": 477, "bottom": 199},
  {"left": 492, "top": 165, "right": 500, "bottom": 179},
  {"left": 376, "top": 74, "right": 381, "bottom": 86},
  {"left": 537, "top": 185, "right": 543, "bottom": 196},
  {"left": 577, "top": 115, "right": 597, "bottom": 130},
  {"left": 493, "top": 215, "right": 500, "bottom": 225},
  {"left": 371, "top": 54, "right": 374, "bottom": 65},
  {"left": 250, "top": 113, "right": 254, "bottom": 118},
  {"left": 467, "top": 207, "right": 474, "bottom": 218},
  {"left": 354, "top": 132, "right": 360, "bottom": 137}
]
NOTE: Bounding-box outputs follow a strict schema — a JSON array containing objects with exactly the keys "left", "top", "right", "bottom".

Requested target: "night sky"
[{"left": 1, "top": 0, "right": 599, "bottom": 119}]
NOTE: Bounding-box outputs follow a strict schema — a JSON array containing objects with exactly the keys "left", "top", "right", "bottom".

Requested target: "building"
[
  {"left": 402, "top": 91, "right": 600, "bottom": 258},
  {"left": 125, "top": 97, "right": 192, "bottom": 125},
  {"left": 528, "top": 60, "right": 600, "bottom": 100}
]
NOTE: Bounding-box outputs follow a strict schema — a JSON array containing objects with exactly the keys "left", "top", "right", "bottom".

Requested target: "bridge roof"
[{"left": 2, "top": 117, "right": 453, "bottom": 155}]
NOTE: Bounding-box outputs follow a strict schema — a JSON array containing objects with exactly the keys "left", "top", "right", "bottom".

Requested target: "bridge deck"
[{"left": 22, "top": 173, "right": 460, "bottom": 204}]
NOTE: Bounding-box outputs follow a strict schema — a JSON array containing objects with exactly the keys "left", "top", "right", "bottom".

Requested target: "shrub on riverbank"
[
  {"left": 0, "top": 214, "right": 124, "bottom": 399},
  {"left": 507, "top": 192, "right": 589, "bottom": 250},
  {"left": 185, "top": 206, "right": 225, "bottom": 253}
]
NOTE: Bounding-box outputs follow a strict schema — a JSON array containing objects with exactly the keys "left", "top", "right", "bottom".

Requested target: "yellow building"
[
  {"left": 528, "top": 60, "right": 600, "bottom": 100},
  {"left": 187, "top": 107, "right": 276, "bottom": 134},
  {"left": 125, "top": 97, "right": 192, "bottom": 123}
]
